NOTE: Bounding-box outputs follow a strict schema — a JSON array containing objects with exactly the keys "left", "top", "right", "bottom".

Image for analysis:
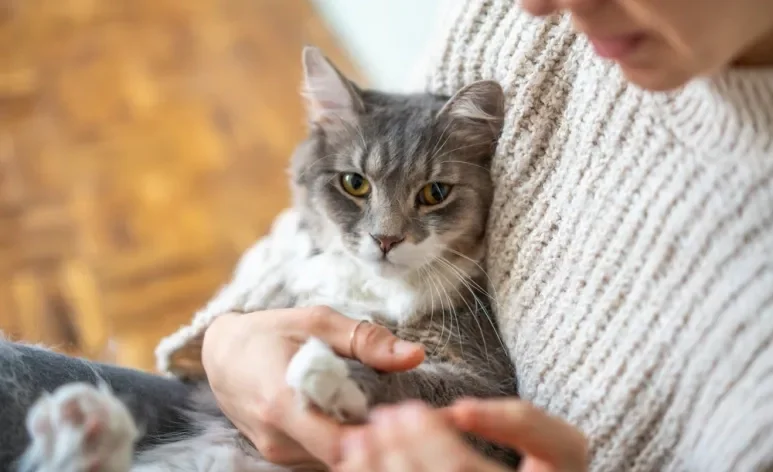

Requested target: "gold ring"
[{"left": 349, "top": 319, "right": 369, "bottom": 359}]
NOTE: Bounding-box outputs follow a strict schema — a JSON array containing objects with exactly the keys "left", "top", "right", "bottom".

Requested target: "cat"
[{"left": 16, "top": 46, "right": 519, "bottom": 472}]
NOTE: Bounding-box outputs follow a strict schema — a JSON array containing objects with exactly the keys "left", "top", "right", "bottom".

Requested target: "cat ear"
[
  {"left": 436, "top": 80, "right": 505, "bottom": 146},
  {"left": 301, "top": 46, "right": 364, "bottom": 129}
]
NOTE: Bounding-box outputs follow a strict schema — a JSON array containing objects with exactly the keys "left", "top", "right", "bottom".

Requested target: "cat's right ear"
[
  {"left": 301, "top": 46, "right": 364, "bottom": 130},
  {"left": 435, "top": 80, "right": 505, "bottom": 148}
]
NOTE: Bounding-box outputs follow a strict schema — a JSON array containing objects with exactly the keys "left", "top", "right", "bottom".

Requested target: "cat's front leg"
[{"left": 285, "top": 338, "right": 368, "bottom": 423}]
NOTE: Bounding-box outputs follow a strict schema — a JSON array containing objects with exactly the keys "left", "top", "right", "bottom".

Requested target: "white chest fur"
[{"left": 285, "top": 249, "right": 421, "bottom": 323}]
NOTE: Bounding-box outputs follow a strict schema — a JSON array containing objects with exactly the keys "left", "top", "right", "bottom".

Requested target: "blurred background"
[{"left": 0, "top": 0, "right": 453, "bottom": 371}]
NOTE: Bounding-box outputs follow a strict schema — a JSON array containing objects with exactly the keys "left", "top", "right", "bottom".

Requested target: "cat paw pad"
[
  {"left": 286, "top": 338, "right": 368, "bottom": 424},
  {"left": 22, "top": 382, "right": 138, "bottom": 472}
]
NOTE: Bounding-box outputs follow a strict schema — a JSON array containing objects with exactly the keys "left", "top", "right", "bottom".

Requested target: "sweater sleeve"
[{"left": 154, "top": 208, "right": 308, "bottom": 379}]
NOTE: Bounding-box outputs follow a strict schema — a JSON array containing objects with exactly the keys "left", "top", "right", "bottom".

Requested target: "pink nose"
[{"left": 370, "top": 234, "right": 405, "bottom": 254}]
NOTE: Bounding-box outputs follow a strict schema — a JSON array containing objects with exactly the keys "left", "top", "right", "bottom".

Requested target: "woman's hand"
[
  {"left": 201, "top": 307, "right": 425, "bottom": 467},
  {"left": 338, "top": 399, "right": 587, "bottom": 472}
]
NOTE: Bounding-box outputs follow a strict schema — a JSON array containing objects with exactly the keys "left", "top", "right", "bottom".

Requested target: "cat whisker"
[
  {"left": 323, "top": 172, "right": 341, "bottom": 187},
  {"left": 445, "top": 247, "right": 502, "bottom": 309},
  {"left": 320, "top": 109, "right": 368, "bottom": 151},
  {"left": 432, "top": 260, "right": 479, "bottom": 360},
  {"left": 439, "top": 246, "right": 497, "bottom": 296},
  {"left": 422, "top": 262, "right": 446, "bottom": 358},
  {"left": 429, "top": 264, "right": 460, "bottom": 356},
  {"left": 440, "top": 160, "right": 491, "bottom": 173},
  {"left": 434, "top": 257, "right": 489, "bottom": 360},
  {"left": 296, "top": 151, "right": 347, "bottom": 181},
  {"left": 433, "top": 271, "right": 457, "bottom": 358},
  {"left": 429, "top": 142, "right": 490, "bottom": 164},
  {"left": 424, "top": 262, "right": 457, "bottom": 357},
  {"left": 418, "top": 259, "right": 436, "bottom": 329},
  {"left": 419, "top": 260, "right": 441, "bottom": 358},
  {"left": 435, "top": 253, "right": 508, "bottom": 359},
  {"left": 454, "top": 280, "right": 507, "bottom": 359},
  {"left": 428, "top": 118, "right": 455, "bottom": 163},
  {"left": 434, "top": 251, "right": 496, "bottom": 303}
]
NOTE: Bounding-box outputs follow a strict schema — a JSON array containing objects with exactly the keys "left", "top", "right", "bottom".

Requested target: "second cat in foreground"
[{"left": 17, "top": 47, "right": 519, "bottom": 472}]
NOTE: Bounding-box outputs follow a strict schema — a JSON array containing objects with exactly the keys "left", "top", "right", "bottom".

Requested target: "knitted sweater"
[{"left": 155, "top": 1, "right": 773, "bottom": 470}]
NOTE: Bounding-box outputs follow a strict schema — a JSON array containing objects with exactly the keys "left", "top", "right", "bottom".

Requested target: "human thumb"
[
  {"left": 293, "top": 307, "right": 425, "bottom": 371},
  {"left": 447, "top": 398, "right": 588, "bottom": 470}
]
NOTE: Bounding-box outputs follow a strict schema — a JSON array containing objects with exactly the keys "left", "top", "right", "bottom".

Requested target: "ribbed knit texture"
[
  {"left": 423, "top": 2, "right": 773, "bottom": 471},
  {"left": 156, "top": 2, "right": 773, "bottom": 470}
]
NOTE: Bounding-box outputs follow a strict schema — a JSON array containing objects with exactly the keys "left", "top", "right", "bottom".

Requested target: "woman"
[{"left": 2, "top": 0, "right": 772, "bottom": 471}]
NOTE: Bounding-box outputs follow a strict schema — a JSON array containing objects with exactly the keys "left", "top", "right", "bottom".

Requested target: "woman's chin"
[{"left": 619, "top": 63, "right": 696, "bottom": 92}]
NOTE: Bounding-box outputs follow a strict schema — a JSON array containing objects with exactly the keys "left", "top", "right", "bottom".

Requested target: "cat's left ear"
[
  {"left": 301, "top": 46, "right": 364, "bottom": 129},
  {"left": 435, "top": 80, "right": 505, "bottom": 147}
]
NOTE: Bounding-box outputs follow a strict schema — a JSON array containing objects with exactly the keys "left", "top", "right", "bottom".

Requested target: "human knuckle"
[
  {"left": 253, "top": 404, "right": 274, "bottom": 425},
  {"left": 358, "top": 323, "right": 388, "bottom": 348},
  {"left": 255, "top": 396, "right": 283, "bottom": 425},
  {"left": 256, "top": 437, "right": 289, "bottom": 463}
]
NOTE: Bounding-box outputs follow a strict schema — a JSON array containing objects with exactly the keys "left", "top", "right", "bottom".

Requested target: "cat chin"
[
  {"left": 361, "top": 258, "right": 412, "bottom": 280},
  {"left": 355, "top": 250, "right": 439, "bottom": 280}
]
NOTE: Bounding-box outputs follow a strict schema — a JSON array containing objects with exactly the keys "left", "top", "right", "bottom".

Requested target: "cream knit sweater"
[{"left": 156, "top": 1, "right": 773, "bottom": 470}]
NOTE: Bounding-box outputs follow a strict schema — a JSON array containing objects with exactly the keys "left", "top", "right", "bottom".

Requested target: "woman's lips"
[{"left": 588, "top": 33, "right": 646, "bottom": 60}]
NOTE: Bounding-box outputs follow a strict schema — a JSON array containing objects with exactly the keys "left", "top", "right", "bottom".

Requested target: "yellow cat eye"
[
  {"left": 418, "top": 182, "right": 452, "bottom": 206},
  {"left": 341, "top": 172, "right": 371, "bottom": 197}
]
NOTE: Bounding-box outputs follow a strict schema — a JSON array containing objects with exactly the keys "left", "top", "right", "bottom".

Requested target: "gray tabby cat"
[{"left": 16, "top": 47, "right": 519, "bottom": 472}]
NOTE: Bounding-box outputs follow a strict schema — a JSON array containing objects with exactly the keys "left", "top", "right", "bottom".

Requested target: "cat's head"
[{"left": 291, "top": 47, "right": 505, "bottom": 281}]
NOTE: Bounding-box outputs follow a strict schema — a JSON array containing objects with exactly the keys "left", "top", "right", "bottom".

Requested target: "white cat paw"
[
  {"left": 22, "top": 382, "right": 139, "bottom": 472},
  {"left": 286, "top": 338, "right": 368, "bottom": 424}
]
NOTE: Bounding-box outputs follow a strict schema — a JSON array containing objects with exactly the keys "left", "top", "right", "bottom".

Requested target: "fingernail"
[{"left": 393, "top": 340, "right": 420, "bottom": 356}]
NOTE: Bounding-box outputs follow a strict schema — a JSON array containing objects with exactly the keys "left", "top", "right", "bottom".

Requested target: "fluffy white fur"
[
  {"left": 20, "top": 383, "right": 138, "bottom": 472},
  {"left": 21, "top": 209, "right": 474, "bottom": 472},
  {"left": 286, "top": 338, "right": 368, "bottom": 423}
]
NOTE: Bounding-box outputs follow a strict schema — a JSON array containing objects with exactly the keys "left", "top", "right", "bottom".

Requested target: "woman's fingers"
[
  {"left": 285, "top": 306, "right": 425, "bottom": 371},
  {"left": 207, "top": 307, "right": 424, "bottom": 371},
  {"left": 260, "top": 386, "right": 346, "bottom": 466},
  {"left": 238, "top": 417, "right": 316, "bottom": 465},
  {"left": 448, "top": 399, "right": 588, "bottom": 469},
  {"left": 339, "top": 402, "right": 507, "bottom": 472}
]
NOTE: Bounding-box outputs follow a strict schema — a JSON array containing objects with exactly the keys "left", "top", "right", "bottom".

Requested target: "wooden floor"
[{"left": 0, "top": 0, "right": 361, "bottom": 371}]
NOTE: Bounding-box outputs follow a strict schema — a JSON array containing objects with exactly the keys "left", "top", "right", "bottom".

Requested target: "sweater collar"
[{"left": 651, "top": 68, "right": 773, "bottom": 160}]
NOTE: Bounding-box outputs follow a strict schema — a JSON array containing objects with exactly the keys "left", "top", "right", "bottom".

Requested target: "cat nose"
[{"left": 370, "top": 234, "right": 405, "bottom": 254}]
